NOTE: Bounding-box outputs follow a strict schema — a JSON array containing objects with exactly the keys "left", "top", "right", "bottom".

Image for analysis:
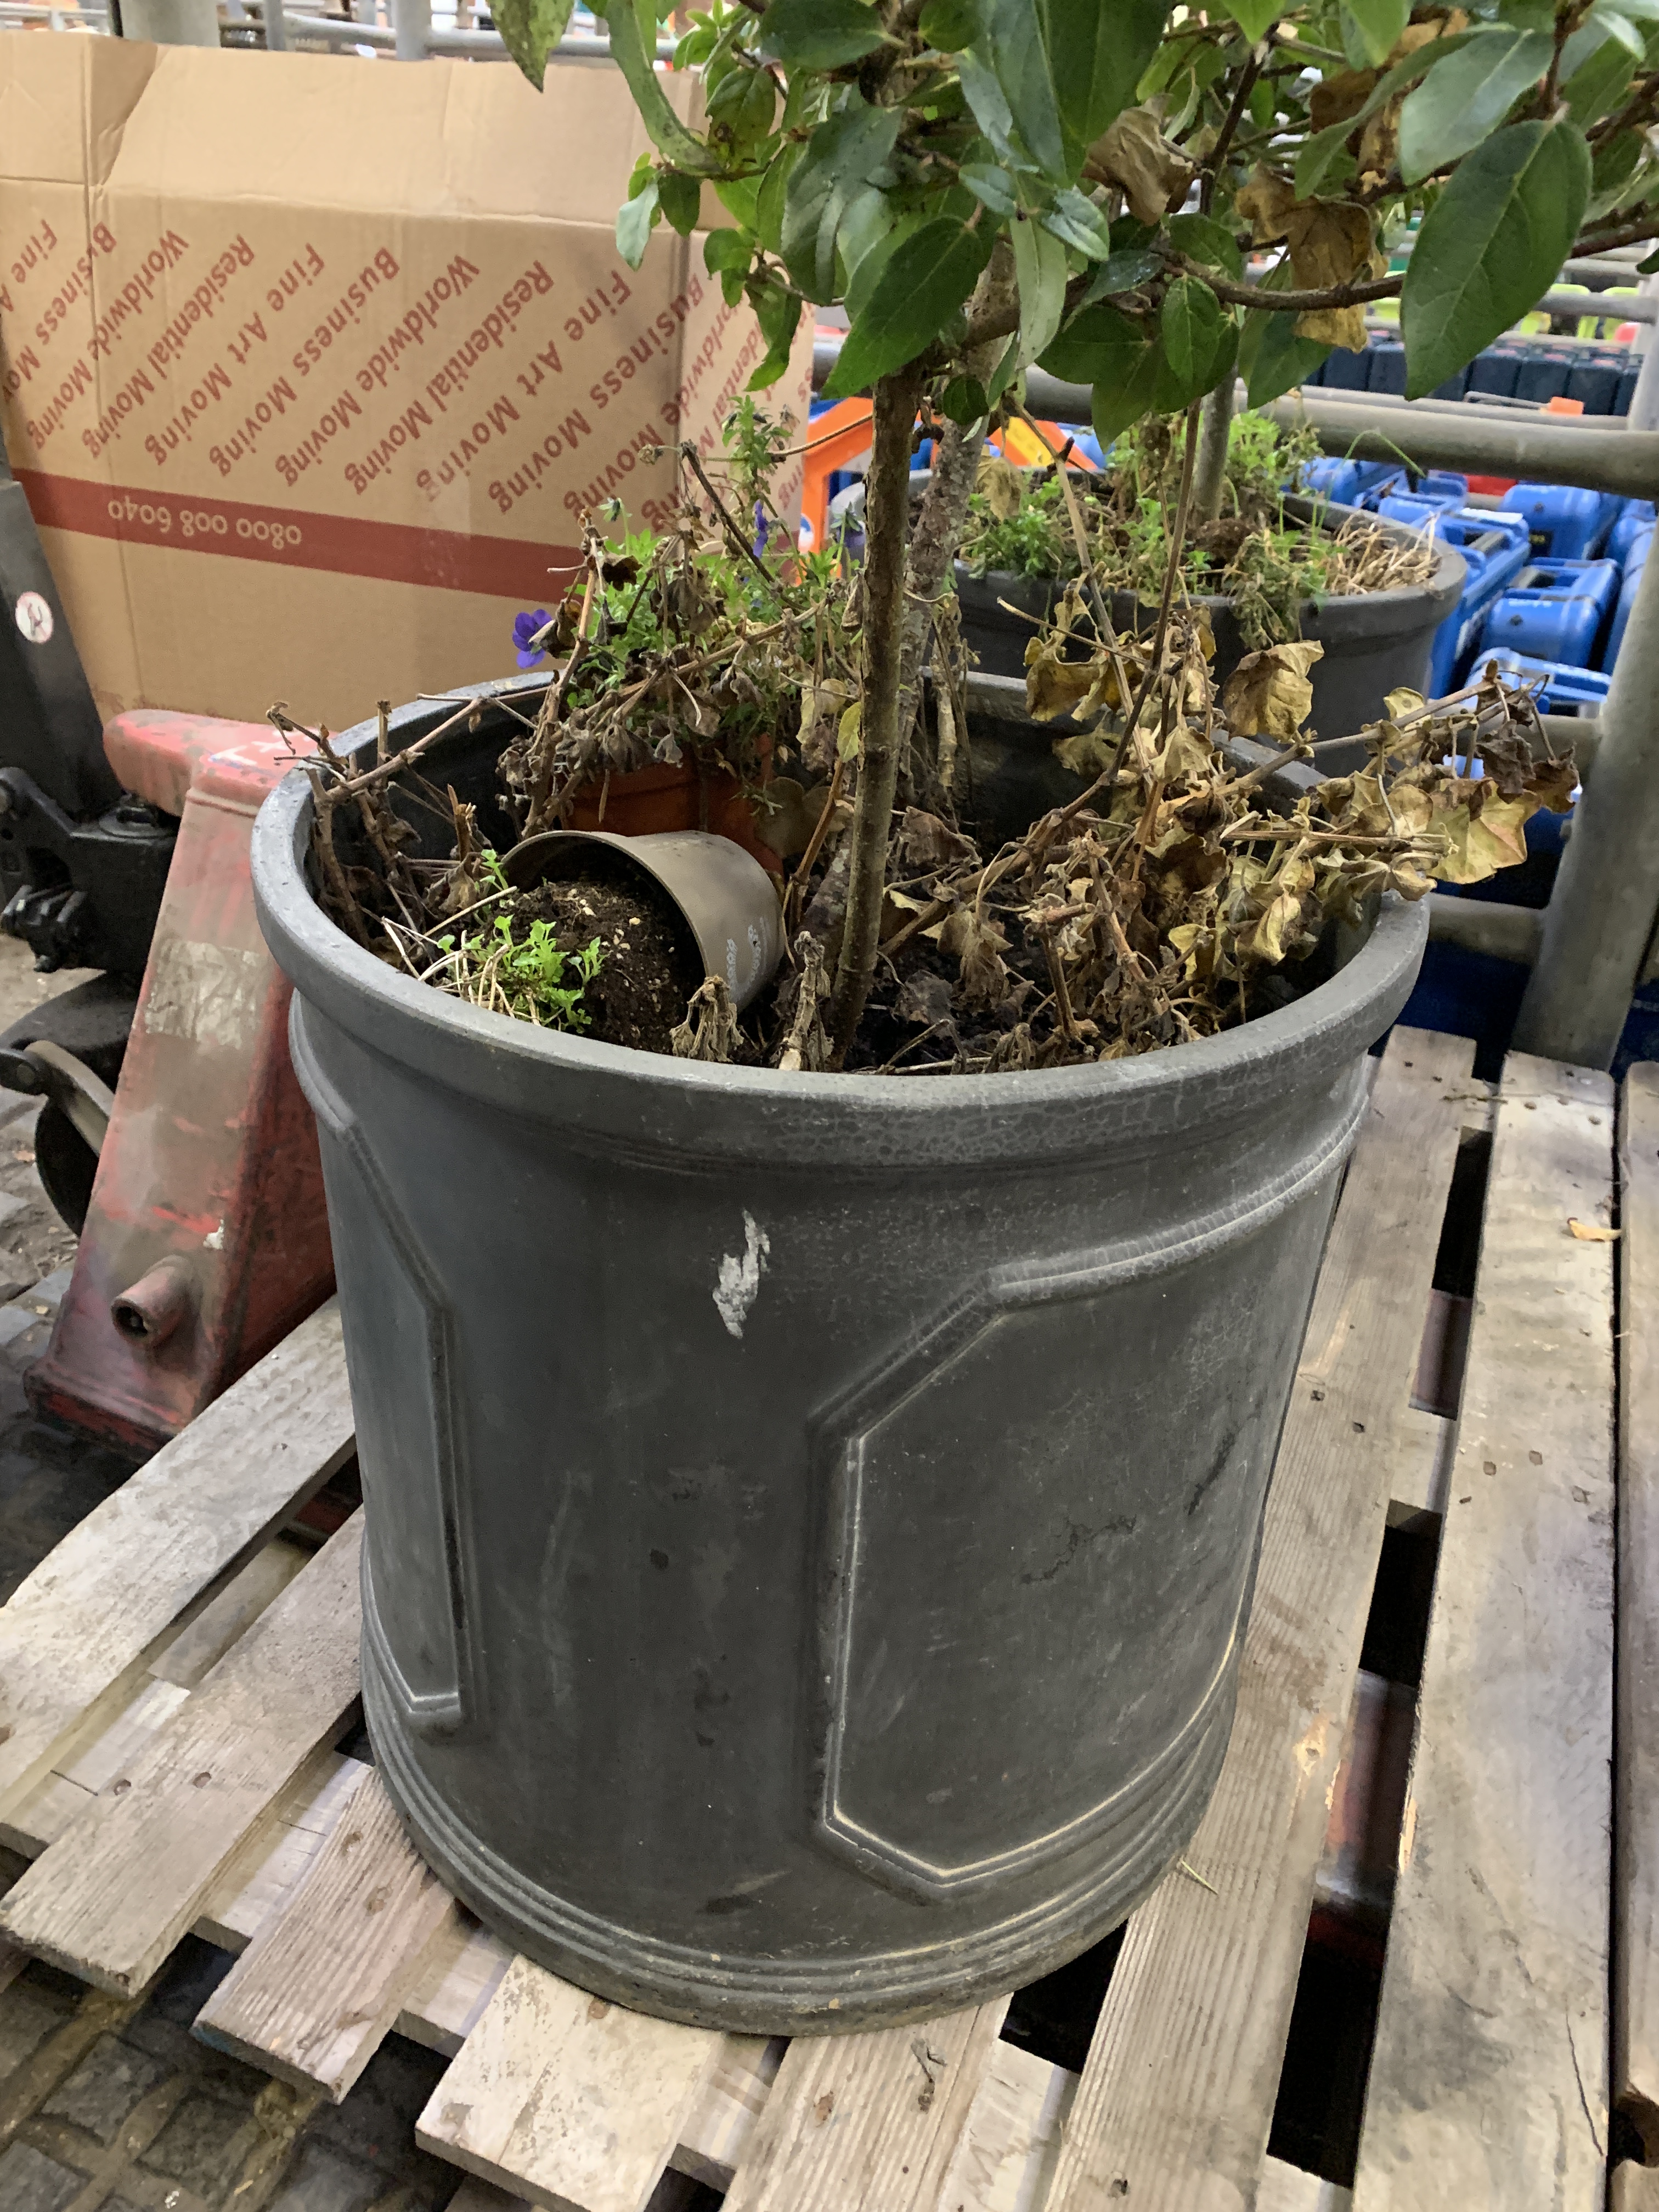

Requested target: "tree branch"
[{"left": 1182, "top": 258, "right": 1404, "bottom": 313}]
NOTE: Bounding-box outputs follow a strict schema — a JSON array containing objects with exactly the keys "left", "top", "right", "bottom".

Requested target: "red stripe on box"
[{"left": 16, "top": 470, "right": 580, "bottom": 601}]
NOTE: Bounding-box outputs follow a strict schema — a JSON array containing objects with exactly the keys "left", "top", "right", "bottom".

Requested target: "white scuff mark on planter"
[
  {"left": 715, "top": 1212, "right": 770, "bottom": 1340},
  {"left": 204, "top": 1220, "right": 225, "bottom": 1251}
]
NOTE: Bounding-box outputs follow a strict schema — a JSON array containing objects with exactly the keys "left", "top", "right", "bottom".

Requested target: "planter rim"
[
  {"left": 953, "top": 493, "right": 1466, "bottom": 635},
  {"left": 252, "top": 687, "right": 1427, "bottom": 1166}
]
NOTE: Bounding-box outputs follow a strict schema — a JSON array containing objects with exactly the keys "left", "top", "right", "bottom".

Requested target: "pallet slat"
[
  {"left": 720, "top": 1997, "right": 1007, "bottom": 2212},
  {"left": 415, "top": 1953, "right": 721, "bottom": 2212},
  {"left": 1620, "top": 1062, "right": 1659, "bottom": 2152},
  {"left": 193, "top": 1762, "right": 458, "bottom": 2101},
  {"left": 1046, "top": 1028, "right": 1476, "bottom": 2209},
  {"left": 1351, "top": 1053, "right": 1616, "bottom": 2208},
  {"left": 0, "top": 1515, "right": 364, "bottom": 1996},
  {"left": 0, "top": 1299, "right": 352, "bottom": 1826}
]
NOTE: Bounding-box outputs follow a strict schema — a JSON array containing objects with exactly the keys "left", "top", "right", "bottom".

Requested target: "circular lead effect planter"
[{"left": 252, "top": 695, "right": 1427, "bottom": 2036}]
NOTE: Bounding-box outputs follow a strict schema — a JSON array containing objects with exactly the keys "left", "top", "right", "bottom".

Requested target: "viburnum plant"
[{"left": 492, "top": 0, "right": 1659, "bottom": 1059}]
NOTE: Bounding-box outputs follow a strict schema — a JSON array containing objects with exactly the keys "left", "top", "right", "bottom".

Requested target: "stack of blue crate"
[{"left": 1304, "top": 335, "right": 1641, "bottom": 414}]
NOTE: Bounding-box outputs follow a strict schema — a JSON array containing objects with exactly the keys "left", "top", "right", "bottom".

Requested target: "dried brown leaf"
[
  {"left": 899, "top": 807, "right": 977, "bottom": 871},
  {"left": 1568, "top": 1218, "right": 1620, "bottom": 1242},
  {"left": 1221, "top": 640, "right": 1324, "bottom": 739},
  {"left": 1091, "top": 109, "right": 1196, "bottom": 225}
]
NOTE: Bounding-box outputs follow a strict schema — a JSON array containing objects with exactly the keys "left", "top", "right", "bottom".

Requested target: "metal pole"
[
  {"left": 393, "top": 0, "right": 428, "bottom": 59},
  {"left": 1513, "top": 544, "right": 1659, "bottom": 1065},
  {"left": 262, "top": 0, "right": 286, "bottom": 50}
]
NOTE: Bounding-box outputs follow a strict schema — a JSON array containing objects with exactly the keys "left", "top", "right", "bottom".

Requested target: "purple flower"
[
  {"left": 514, "top": 608, "right": 550, "bottom": 669},
  {"left": 753, "top": 503, "right": 770, "bottom": 558}
]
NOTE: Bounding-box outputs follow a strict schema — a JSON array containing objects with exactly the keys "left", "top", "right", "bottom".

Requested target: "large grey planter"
[{"left": 251, "top": 687, "right": 1427, "bottom": 2035}]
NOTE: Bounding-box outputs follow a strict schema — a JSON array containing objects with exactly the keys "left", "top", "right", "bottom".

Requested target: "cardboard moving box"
[{"left": 0, "top": 35, "right": 807, "bottom": 735}]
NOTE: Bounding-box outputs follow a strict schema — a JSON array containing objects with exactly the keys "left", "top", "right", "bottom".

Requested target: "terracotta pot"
[{"left": 563, "top": 751, "right": 778, "bottom": 875}]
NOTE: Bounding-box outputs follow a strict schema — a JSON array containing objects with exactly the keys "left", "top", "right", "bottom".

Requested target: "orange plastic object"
[
  {"left": 997, "top": 419, "right": 1098, "bottom": 470},
  {"left": 564, "top": 751, "right": 778, "bottom": 874},
  {"left": 799, "top": 396, "right": 874, "bottom": 552},
  {"left": 29, "top": 714, "right": 335, "bottom": 1453},
  {"left": 1544, "top": 394, "right": 1586, "bottom": 416}
]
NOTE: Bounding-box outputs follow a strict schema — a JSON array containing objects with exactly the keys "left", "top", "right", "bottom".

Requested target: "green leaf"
[
  {"left": 658, "top": 170, "right": 702, "bottom": 237},
  {"left": 1590, "top": 127, "right": 1645, "bottom": 215},
  {"left": 980, "top": 0, "right": 1069, "bottom": 181},
  {"left": 1166, "top": 211, "right": 1244, "bottom": 278},
  {"left": 755, "top": 143, "right": 802, "bottom": 253},
  {"left": 616, "top": 176, "right": 659, "bottom": 269},
  {"left": 604, "top": 0, "right": 721, "bottom": 173},
  {"left": 1081, "top": 247, "right": 1159, "bottom": 300},
  {"left": 704, "top": 229, "right": 752, "bottom": 276},
  {"left": 1160, "top": 276, "right": 1222, "bottom": 388},
  {"left": 494, "top": 0, "right": 575, "bottom": 88},
  {"left": 748, "top": 285, "right": 803, "bottom": 390},
  {"left": 1091, "top": 334, "right": 1164, "bottom": 442},
  {"left": 1296, "top": 116, "right": 1362, "bottom": 200},
  {"left": 961, "top": 161, "right": 1020, "bottom": 215},
  {"left": 1037, "top": 0, "right": 1165, "bottom": 160},
  {"left": 1244, "top": 313, "right": 1331, "bottom": 407},
  {"left": 780, "top": 99, "right": 903, "bottom": 301},
  {"left": 1397, "top": 27, "right": 1554, "bottom": 185},
  {"left": 940, "top": 374, "right": 991, "bottom": 424},
  {"left": 1220, "top": 0, "right": 1278, "bottom": 37},
  {"left": 758, "top": 0, "right": 887, "bottom": 71},
  {"left": 1342, "top": 0, "right": 1409, "bottom": 65},
  {"left": 823, "top": 218, "right": 996, "bottom": 397},
  {"left": 1041, "top": 186, "right": 1114, "bottom": 257},
  {"left": 986, "top": 332, "right": 1022, "bottom": 405},
  {"left": 708, "top": 63, "right": 777, "bottom": 149},
  {"left": 715, "top": 174, "right": 763, "bottom": 229},
  {"left": 920, "top": 0, "right": 984, "bottom": 49},
  {"left": 1565, "top": 23, "right": 1638, "bottom": 123},
  {"left": 1012, "top": 213, "right": 1069, "bottom": 364},
  {"left": 958, "top": 50, "right": 1023, "bottom": 166},
  {"left": 1040, "top": 298, "right": 1148, "bottom": 382},
  {"left": 1402, "top": 117, "right": 1593, "bottom": 398}
]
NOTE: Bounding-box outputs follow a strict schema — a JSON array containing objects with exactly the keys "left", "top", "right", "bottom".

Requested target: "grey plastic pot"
[
  {"left": 504, "top": 829, "right": 783, "bottom": 1013},
  {"left": 251, "top": 686, "right": 1427, "bottom": 2036},
  {"left": 840, "top": 476, "right": 1465, "bottom": 741}
]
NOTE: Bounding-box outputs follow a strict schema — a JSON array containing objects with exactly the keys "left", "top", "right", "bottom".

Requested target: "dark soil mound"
[{"left": 512, "top": 860, "right": 699, "bottom": 1054}]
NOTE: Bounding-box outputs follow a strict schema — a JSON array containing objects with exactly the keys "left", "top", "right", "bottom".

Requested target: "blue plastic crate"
[
  {"left": 1423, "top": 515, "right": 1534, "bottom": 693},
  {"left": 1472, "top": 646, "right": 1613, "bottom": 710},
  {"left": 1468, "top": 345, "right": 1523, "bottom": 398},
  {"left": 1618, "top": 362, "right": 1641, "bottom": 416},
  {"left": 1368, "top": 341, "right": 1408, "bottom": 395},
  {"left": 1608, "top": 500, "right": 1657, "bottom": 566},
  {"left": 1475, "top": 558, "right": 1620, "bottom": 669},
  {"left": 1301, "top": 456, "right": 1405, "bottom": 507},
  {"left": 1606, "top": 531, "right": 1654, "bottom": 665},
  {"left": 1502, "top": 482, "right": 1615, "bottom": 559},
  {"left": 1322, "top": 346, "right": 1371, "bottom": 391},
  {"left": 1515, "top": 349, "right": 1577, "bottom": 404}
]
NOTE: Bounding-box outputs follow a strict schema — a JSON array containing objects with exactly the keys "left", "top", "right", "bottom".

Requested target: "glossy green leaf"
[
  {"left": 1166, "top": 211, "right": 1244, "bottom": 278},
  {"left": 1565, "top": 23, "right": 1638, "bottom": 122},
  {"left": 958, "top": 51, "right": 1023, "bottom": 167},
  {"left": 708, "top": 63, "right": 777, "bottom": 149},
  {"left": 704, "top": 229, "right": 752, "bottom": 275},
  {"left": 1012, "top": 214, "right": 1069, "bottom": 365},
  {"left": 982, "top": 0, "right": 1069, "bottom": 180},
  {"left": 961, "top": 162, "right": 1019, "bottom": 215},
  {"left": 1037, "top": 0, "right": 1165, "bottom": 159},
  {"left": 1590, "top": 127, "right": 1645, "bottom": 214},
  {"left": 1081, "top": 247, "right": 1159, "bottom": 300},
  {"left": 1039, "top": 300, "right": 1148, "bottom": 382},
  {"left": 1041, "top": 187, "right": 1114, "bottom": 258},
  {"left": 657, "top": 170, "right": 702, "bottom": 238},
  {"left": 919, "top": 0, "right": 983, "bottom": 49},
  {"left": 781, "top": 100, "right": 903, "bottom": 301},
  {"left": 494, "top": 0, "right": 576, "bottom": 87},
  {"left": 603, "top": 0, "right": 721, "bottom": 173},
  {"left": 1342, "top": 0, "right": 1409, "bottom": 65},
  {"left": 1296, "top": 117, "right": 1362, "bottom": 200},
  {"left": 1160, "top": 276, "right": 1222, "bottom": 388},
  {"left": 1244, "top": 312, "right": 1331, "bottom": 407},
  {"left": 1220, "top": 0, "right": 1278, "bottom": 37},
  {"left": 940, "top": 374, "right": 991, "bottom": 424},
  {"left": 1402, "top": 117, "right": 1592, "bottom": 397},
  {"left": 715, "top": 174, "right": 763, "bottom": 229},
  {"left": 616, "top": 176, "right": 659, "bottom": 269},
  {"left": 986, "top": 332, "right": 1023, "bottom": 405},
  {"left": 758, "top": 0, "right": 887, "bottom": 71},
  {"left": 748, "top": 285, "right": 803, "bottom": 391},
  {"left": 755, "top": 143, "right": 801, "bottom": 253},
  {"left": 1091, "top": 334, "right": 1165, "bottom": 443},
  {"left": 1397, "top": 27, "right": 1553, "bottom": 184},
  {"left": 823, "top": 219, "right": 995, "bottom": 397}
]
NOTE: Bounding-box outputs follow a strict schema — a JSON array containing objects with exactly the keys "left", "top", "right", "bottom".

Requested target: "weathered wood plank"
[
  {"left": 1046, "top": 1028, "right": 1477, "bottom": 2210},
  {"left": 672, "top": 2033, "right": 786, "bottom": 2191},
  {"left": 1612, "top": 2164, "right": 1659, "bottom": 2212},
  {"left": 415, "top": 1953, "right": 720, "bottom": 2212},
  {"left": 1259, "top": 2163, "right": 1353, "bottom": 2212},
  {"left": 1352, "top": 1053, "right": 1615, "bottom": 2209},
  {"left": 0, "top": 1515, "right": 364, "bottom": 1995},
  {"left": 935, "top": 2039, "right": 1073, "bottom": 2212},
  {"left": 1620, "top": 1061, "right": 1659, "bottom": 2153},
  {"left": 720, "top": 1997, "right": 1008, "bottom": 2212},
  {"left": 0, "top": 1300, "right": 352, "bottom": 1824},
  {"left": 193, "top": 1762, "right": 456, "bottom": 2101}
]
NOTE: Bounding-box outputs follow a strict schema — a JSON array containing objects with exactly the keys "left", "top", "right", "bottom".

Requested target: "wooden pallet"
[{"left": 0, "top": 1028, "right": 1632, "bottom": 2212}]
